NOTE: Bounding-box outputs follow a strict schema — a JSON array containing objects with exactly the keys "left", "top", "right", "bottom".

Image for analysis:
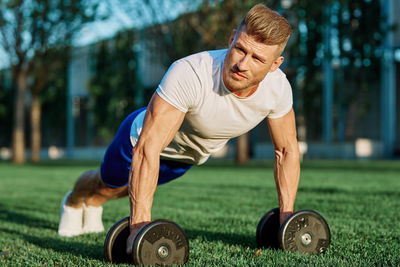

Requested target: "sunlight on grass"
[{"left": 0, "top": 160, "right": 399, "bottom": 266}]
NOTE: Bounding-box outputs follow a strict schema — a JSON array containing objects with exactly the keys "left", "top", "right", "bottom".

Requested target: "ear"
[
  {"left": 269, "top": 56, "right": 284, "bottom": 72},
  {"left": 228, "top": 29, "right": 237, "bottom": 47}
]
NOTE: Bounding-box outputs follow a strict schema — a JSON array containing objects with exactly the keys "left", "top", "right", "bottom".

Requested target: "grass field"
[{"left": 0, "top": 159, "right": 399, "bottom": 266}]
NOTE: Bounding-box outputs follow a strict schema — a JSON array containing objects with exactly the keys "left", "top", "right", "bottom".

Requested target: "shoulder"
[
  {"left": 164, "top": 49, "right": 225, "bottom": 88},
  {"left": 266, "top": 67, "right": 291, "bottom": 88},
  {"left": 262, "top": 67, "right": 290, "bottom": 90},
  {"left": 157, "top": 51, "right": 227, "bottom": 112},
  {"left": 259, "top": 68, "right": 292, "bottom": 101},
  {"left": 262, "top": 68, "right": 293, "bottom": 118},
  {"left": 265, "top": 68, "right": 287, "bottom": 83}
]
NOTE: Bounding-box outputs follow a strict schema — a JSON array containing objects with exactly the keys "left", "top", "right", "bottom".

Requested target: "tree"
[
  {"left": 0, "top": 68, "right": 13, "bottom": 147},
  {"left": 38, "top": 47, "right": 69, "bottom": 148},
  {"left": 284, "top": 0, "right": 383, "bottom": 141},
  {"left": 0, "top": 0, "right": 104, "bottom": 163},
  {"left": 88, "top": 30, "right": 139, "bottom": 144}
]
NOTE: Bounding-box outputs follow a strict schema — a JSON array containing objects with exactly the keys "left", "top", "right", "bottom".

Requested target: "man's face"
[{"left": 223, "top": 28, "right": 284, "bottom": 96}]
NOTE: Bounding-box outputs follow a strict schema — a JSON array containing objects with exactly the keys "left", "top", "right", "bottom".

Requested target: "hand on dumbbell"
[
  {"left": 279, "top": 211, "right": 293, "bottom": 225},
  {"left": 256, "top": 208, "right": 331, "bottom": 254},
  {"left": 126, "top": 221, "right": 150, "bottom": 255},
  {"left": 105, "top": 217, "right": 189, "bottom": 265}
]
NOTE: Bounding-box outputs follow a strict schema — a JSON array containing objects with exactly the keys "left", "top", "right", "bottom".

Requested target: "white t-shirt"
[{"left": 136, "top": 49, "right": 293, "bottom": 165}]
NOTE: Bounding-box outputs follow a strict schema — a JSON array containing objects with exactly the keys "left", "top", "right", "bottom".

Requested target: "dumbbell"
[
  {"left": 104, "top": 217, "right": 189, "bottom": 265},
  {"left": 256, "top": 208, "right": 331, "bottom": 254}
]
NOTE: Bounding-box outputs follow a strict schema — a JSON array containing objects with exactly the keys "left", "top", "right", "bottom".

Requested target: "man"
[{"left": 58, "top": 3, "right": 300, "bottom": 255}]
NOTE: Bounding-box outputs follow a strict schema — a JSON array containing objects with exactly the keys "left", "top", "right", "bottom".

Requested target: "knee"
[
  {"left": 99, "top": 185, "right": 128, "bottom": 198},
  {"left": 93, "top": 171, "right": 128, "bottom": 198}
]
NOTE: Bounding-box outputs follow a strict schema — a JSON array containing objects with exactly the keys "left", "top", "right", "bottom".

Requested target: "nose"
[{"left": 236, "top": 54, "right": 250, "bottom": 71}]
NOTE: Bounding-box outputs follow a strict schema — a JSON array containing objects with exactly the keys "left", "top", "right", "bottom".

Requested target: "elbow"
[
  {"left": 274, "top": 143, "right": 300, "bottom": 162},
  {"left": 132, "top": 141, "right": 160, "bottom": 163}
]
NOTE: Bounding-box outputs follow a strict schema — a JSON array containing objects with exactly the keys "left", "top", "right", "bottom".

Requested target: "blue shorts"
[{"left": 100, "top": 107, "right": 193, "bottom": 188}]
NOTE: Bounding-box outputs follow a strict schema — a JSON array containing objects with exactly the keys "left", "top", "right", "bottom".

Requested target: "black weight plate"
[
  {"left": 256, "top": 208, "right": 280, "bottom": 249},
  {"left": 279, "top": 210, "right": 331, "bottom": 254},
  {"left": 104, "top": 217, "right": 131, "bottom": 264},
  {"left": 133, "top": 219, "right": 189, "bottom": 266}
]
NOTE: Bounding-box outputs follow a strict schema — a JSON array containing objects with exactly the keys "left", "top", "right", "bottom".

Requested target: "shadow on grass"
[
  {"left": 185, "top": 229, "right": 256, "bottom": 249},
  {"left": 0, "top": 227, "right": 104, "bottom": 261},
  {"left": 0, "top": 203, "right": 104, "bottom": 262},
  {"left": 0, "top": 204, "right": 54, "bottom": 230}
]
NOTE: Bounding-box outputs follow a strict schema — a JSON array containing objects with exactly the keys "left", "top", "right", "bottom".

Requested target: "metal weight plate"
[
  {"left": 104, "top": 217, "right": 131, "bottom": 264},
  {"left": 256, "top": 208, "right": 280, "bottom": 249},
  {"left": 279, "top": 210, "right": 331, "bottom": 254},
  {"left": 132, "top": 219, "right": 189, "bottom": 266}
]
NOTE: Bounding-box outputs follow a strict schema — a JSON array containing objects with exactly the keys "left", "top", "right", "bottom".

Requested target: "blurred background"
[{"left": 0, "top": 0, "right": 399, "bottom": 164}]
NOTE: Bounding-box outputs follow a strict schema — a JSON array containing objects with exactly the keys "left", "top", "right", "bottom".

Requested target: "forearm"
[
  {"left": 128, "top": 148, "right": 159, "bottom": 226},
  {"left": 274, "top": 148, "right": 300, "bottom": 216},
  {"left": 124, "top": 95, "right": 185, "bottom": 254}
]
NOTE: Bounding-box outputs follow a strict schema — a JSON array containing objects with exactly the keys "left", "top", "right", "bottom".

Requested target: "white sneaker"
[
  {"left": 58, "top": 191, "right": 83, "bottom": 237},
  {"left": 82, "top": 204, "right": 104, "bottom": 234}
]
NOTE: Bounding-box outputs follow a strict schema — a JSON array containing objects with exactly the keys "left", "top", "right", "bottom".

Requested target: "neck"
[{"left": 232, "top": 85, "right": 259, "bottom": 97}]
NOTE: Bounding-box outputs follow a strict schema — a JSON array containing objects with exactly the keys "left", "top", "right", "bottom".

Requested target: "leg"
[
  {"left": 58, "top": 170, "right": 128, "bottom": 237},
  {"left": 66, "top": 169, "right": 128, "bottom": 208},
  {"left": 58, "top": 109, "right": 146, "bottom": 237}
]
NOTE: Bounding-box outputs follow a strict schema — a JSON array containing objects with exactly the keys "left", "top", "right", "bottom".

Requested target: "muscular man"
[{"left": 58, "top": 3, "right": 300, "bottom": 254}]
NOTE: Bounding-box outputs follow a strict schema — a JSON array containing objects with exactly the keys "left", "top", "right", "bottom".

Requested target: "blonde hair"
[{"left": 238, "top": 4, "right": 292, "bottom": 48}]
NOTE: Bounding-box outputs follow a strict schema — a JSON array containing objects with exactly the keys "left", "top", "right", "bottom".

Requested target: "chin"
[
  {"left": 224, "top": 72, "right": 250, "bottom": 92},
  {"left": 231, "top": 78, "right": 249, "bottom": 88},
  {"left": 225, "top": 80, "right": 239, "bottom": 91}
]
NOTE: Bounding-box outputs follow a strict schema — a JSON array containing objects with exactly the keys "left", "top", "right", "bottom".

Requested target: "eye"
[
  {"left": 235, "top": 46, "right": 245, "bottom": 54},
  {"left": 253, "top": 56, "right": 264, "bottom": 63}
]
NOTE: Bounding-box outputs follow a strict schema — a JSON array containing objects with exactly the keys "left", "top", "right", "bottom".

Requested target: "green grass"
[{"left": 0, "top": 159, "right": 399, "bottom": 266}]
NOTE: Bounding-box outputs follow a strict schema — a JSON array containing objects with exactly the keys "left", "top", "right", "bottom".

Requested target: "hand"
[
  {"left": 126, "top": 221, "right": 150, "bottom": 255},
  {"left": 279, "top": 211, "right": 293, "bottom": 225}
]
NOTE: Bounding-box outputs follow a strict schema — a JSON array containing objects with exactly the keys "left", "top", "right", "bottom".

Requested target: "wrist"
[
  {"left": 279, "top": 211, "right": 293, "bottom": 224},
  {"left": 131, "top": 201, "right": 152, "bottom": 219},
  {"left": 279, "top": 201, "right": 294, "bottom": 213},
  {"left": 130, "top": 211, "right": 151, "bottom": 224},
  {"left": 280, "top": 211, "right": 293, "bottom": 217},
  {"left": 129, "top": 220, "right": 150, "bottom": 231}
]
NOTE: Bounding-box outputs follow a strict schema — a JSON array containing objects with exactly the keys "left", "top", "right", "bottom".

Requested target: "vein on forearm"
[
  {"left": 129, "top": 147, "right": 159, "bottom": 222},
  {"left": 274, "top": 148, "right": 300, "bottom": 211}
]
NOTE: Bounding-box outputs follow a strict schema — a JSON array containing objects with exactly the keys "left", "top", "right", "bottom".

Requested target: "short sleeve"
[
  {"left": 267, "top": 77, "right": 293, "bottom": 119},
  {"left": 156, "top": 60, "right": 201, "bottom": 113}
]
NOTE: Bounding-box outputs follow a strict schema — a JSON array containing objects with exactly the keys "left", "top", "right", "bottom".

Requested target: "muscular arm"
[
  {"left": 267, "top": 109, "right": 300, "bottom": 224},
  {"left": 127, "top": 93, "right": 185, "bottom": 246}
]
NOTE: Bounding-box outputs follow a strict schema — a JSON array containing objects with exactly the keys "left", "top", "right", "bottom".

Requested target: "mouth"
[{"left": 231, "top": 70, "right": 247, "bottom": 80}]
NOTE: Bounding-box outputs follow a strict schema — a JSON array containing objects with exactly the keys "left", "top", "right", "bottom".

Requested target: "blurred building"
[
  {"left": 63, "top": 0, "right": 399, "bottom": 160},
  {"left": 380, "top": 0, "right": 399, "bottom": 157},
  {"left": 65, "top": 33, "right": 168, "bottom": 158},
  {"left": 3, "top": 0, "right": 397, "bottom": 161}
]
